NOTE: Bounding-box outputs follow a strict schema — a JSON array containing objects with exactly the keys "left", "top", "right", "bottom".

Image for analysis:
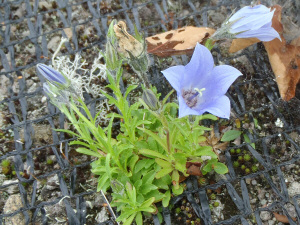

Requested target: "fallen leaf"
[
  {"left": 63, "top": 28, "right": 73, "bottom": 39},
  {"left": 186, "top": 164, "right": 202, "bottom": 176},
  {"left": 146, "top": 26, "right": 215, "bottom": 57},
  {"left": 200, "top": 128, "right": 229, "bottom": 159},
  {"left": 229, "top": 38, "right": 260, "bottom": 53},
  {"left": 263, "top": 5, "right": 300, "bottom": 101},
  {"left": 273, "top": 212, "right": 297, "bottom": 223}
]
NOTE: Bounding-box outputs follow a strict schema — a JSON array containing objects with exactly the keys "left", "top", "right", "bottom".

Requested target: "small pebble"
[
  {"left": 251, "top": 180, "right": 257, "bottom": 185},
  {"left": 260, "top": 211, "right": 272, "bottom": 221}
]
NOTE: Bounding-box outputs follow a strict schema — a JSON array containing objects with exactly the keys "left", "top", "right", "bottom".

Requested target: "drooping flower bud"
[
  {"left": 142, "top": 88, "right": 159, "bottom": 111},
  {"left": 37, "top": 63, "right": 70, "bottom": 88}
]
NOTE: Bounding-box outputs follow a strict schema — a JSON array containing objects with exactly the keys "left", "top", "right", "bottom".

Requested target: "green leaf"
[
  {"left": 128, "top": 155, "right": 139, "bottom": 171},
  {"left": 153, "top": 175, "right": 171, "bottom": 190},
  {"left": 243, "top": 134, "right": 255, "bottom": 149},
  {"left": 139, "top": 149, "right": 168, "bottom": 161},
  {"left": 97, "top": 174, "right": 109, "bottom": 192},
  {"left": 172, "top": 184, "right": 184, "bottom": 195},
  {"left": 221, "top": 130, "right": 242, "bottom": 142},
  {"left": 162, "top": 90, "right": 175, "bottom": 105},
  {"left": 213, "top": 162, "right": 229, "bottom": 174},
  {"left": 162, "top": 190, "right": 171, "bottom": 207},
  {"left": 140, "top": 197, "right": 155, "bottom": 208},
  {"left": 140, "top": 184, "right": 158, "bottom": 195},
  {"left": 124, "top": 85, "right": 138, "bottom": 99},
  {"left": 156, "top": 167, "right": 173, "bottom": 179},
  {"left": 76, "top": 148, "right": 104, "bottom": 158},
  {"left": 134, "top": 159, "right": 154, "bottom": 174},
  {"left": 121, "top": 213, "right": 136, "bottom": 225},
  {"left": 135, "top": 212, "right": 143, "bottom": 225},
  {"left": 55, "top": 129, "right": 80, "bottom": 137},
  {"left": 155, "top": 158, "right": 172, "bottom": 168},
  {"left": 138, "top": 128, "right": 167, "bottom": 151},
  {"left": 142, "top": 171, "right": 156, "bottom": 184},
  {"left": 126, "top": 182, "right": 136, "bottom": 203},
  {"left": 198, "top": 114, "right": 218, "bottom": 121},
  {"left": 144, "top": 190, "right": 165, "bottom": 203},
  {"left": 172, "top": 170, "right": 180, "bottom": 185},
  {"left": 195, "top": 147, "right": 217, "bottom": 158}
]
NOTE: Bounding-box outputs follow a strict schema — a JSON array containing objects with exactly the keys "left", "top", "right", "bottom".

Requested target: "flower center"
[{"left": 182, "top": 88, "right": 206, "bottom": 108}]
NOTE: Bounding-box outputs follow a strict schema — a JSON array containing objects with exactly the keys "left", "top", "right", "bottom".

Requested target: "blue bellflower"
[
  {"left": 161, "top": 43, "right": 242, "bottom": 119},
  {"left": 211, "top": 4, "right": 281, "bottom": 42},
  {"left": 37, "top": 63, "right": 69, "bottom": 87}
]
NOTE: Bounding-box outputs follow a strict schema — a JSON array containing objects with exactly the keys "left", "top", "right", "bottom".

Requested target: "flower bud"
[
  {"left": 37, "top": 63, "right": 70, "bottom": 88},
  {"left": 142, "top": 88, "right": 159, "bottom": 111},
  {"left": 105, "top": 20, "right": 120, "bottom": 71}
]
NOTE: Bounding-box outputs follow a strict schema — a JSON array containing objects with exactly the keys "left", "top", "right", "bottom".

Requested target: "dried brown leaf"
[
  {"left": 263, "top": 5, "right": 300, "bottom": 101},
  {"left": 146, "top": 26, "right": 215, "bottom": 57}
]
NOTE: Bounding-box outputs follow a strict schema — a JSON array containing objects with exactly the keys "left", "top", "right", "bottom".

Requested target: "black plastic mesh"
[{"left": 1, "top": 0, "right": 300, "bottom": 225}]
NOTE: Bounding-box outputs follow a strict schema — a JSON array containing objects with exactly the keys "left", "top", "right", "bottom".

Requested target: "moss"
[{"left": 244, "top": 154, "right": 251, "bottom": 161}]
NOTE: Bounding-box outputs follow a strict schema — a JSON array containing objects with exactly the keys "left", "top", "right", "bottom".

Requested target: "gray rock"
[
  {"left": 268, "top": 220, "right": 275, "bottom": 225},
  {"left": 285, "top": 203, "right": 297, "bottom": 218},
  {"left": 2, "top": 180, "right": 19, "bottom": 194},
  {"left": 47, "top": 36, "right": 61, "bottom": 53},
  {"left": 288, "top": 182, "right": 300, "bottom": 197},
  {"left": 46, "top": 174, "right": 59, "bottom": 190},
  {"left": 0, "top": 74, "right": 10, "bottom": 100},
  {"left": 3, "top": 194, "right": 26, "bottom": 225},
  {"left": 260, "top": 211, "right": 272, "bottom": 221},
  {"left": 95, "top": 207, "right": 109, "bottom": 223}
]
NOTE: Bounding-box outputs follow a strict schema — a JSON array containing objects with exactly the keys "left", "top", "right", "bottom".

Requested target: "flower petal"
[
  {"left": 178, "top": 95, "right": 202, "bottom": 118},
  {"left": 183, "top": 43, "right": 214, "bottom": 88},
  {"left": 201, "top": 95, "right": 231, "bottom": 119},
  {"left": 231, "top": 10, "right": 274, "bottom": 31},
  {"left": 204, "top": 65, "right": 242, "bottom": 96},
  {"left": 229, "top": 5, "right": 270, "bottom": 22},
  {"left": 236, "top": 27, "right": 281, "bottom": 41},
  {"left": 161, "top": 65, "right": 185, "bottom": 92}
]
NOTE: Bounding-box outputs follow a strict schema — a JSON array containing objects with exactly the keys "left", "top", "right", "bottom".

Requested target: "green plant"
[
  {"left": 1, "top": 160, "right": 11, "bottom": 175},
  {"left": 42, "top": 20, "right": 233, "bottom": 225},
  {"left": 233, "top": 161, "right": 239, "bottom": 167},
  {"left": 243, "top": 154, "right": 251, "bottom": 161}
]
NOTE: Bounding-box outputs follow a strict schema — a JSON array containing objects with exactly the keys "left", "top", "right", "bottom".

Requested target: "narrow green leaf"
[
  {"left": 156, "top": 167, "right": 173, "bottom": 179},
  {"left": 139, "top": 149, "right": 168, "bottom": 161},
  {"left": 124, "top": 85, "right": 138, "bottom": 99},
  {"left": 162, "top": 190, "right": 171, "bottom": 207},
  {"left": 55, "top": 129, "right": 80, "bottom": 137},
  {"left": 135, "top": 212, "right": 143, "bottom": 225},
  {"left": 140, "top": 197, "right": 155, "bottom": 208},
  {"left": 137, "top": 128, "right": 167, "bottom": 151},
  {"left": 128, "top": 155, "right": 139, "bottom": 171},
  {"left": 221, "top": 130, "right": 242, "bottom": 142},
  {"left": 162, "top": 89, "right": 175, "bottom": 105},
  {"left": 76, "top": 148, "right": 103, "bottom": 158},
  {"left": 198, "top": 114, "right": 218, "bottom": 121},
  {"left": 243, "top": 134, "right": 255, "bottom": 149},
  {"left": 155, "top": 158, "right": 172, "bottom": 168},
  {"left": 122, "top": 213, "right": 136, "bottom": 225}
]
